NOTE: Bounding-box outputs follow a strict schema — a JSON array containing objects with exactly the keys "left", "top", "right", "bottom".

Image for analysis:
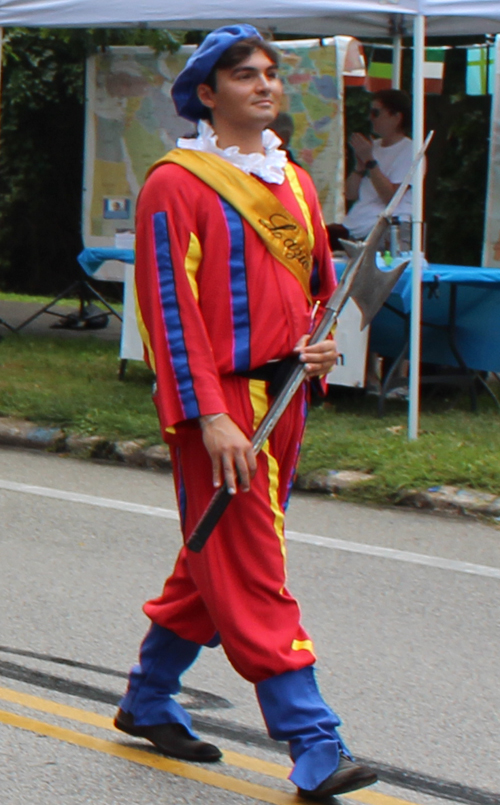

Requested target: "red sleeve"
[{"left": 134, "top": 164, "right": 228, "bottom": 442}]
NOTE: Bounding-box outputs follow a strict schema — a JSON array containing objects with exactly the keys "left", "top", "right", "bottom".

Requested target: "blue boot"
[
  {"left": 256, "top": 666, "right": 351, "bottom": 791},
  {"left": 118, "top": 622, "right": 202, "bottom": 733},
  {"left": 115, "top": 623, "right": 222, "bottom": 761}
]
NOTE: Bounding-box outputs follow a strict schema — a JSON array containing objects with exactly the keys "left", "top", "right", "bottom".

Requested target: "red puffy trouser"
[{"left": 144, "top": 375, "right": 316, "bottom": 684}]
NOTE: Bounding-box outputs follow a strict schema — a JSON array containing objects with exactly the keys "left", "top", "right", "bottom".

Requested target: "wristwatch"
[{"left": 365, "top": 159, "right": 378, "bottom": 170}]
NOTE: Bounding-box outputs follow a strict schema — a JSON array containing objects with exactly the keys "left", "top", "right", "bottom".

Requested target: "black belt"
[{"left": 236, "top": 356, "right": 298, "bottom": 398}]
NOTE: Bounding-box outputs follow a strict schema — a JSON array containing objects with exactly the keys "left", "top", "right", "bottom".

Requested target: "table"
[
  {"left": 11, "top": 247, "right": 126, "bottom": 334},
  {"left": 368, "top": 263, "right": 500, "bottom": 412},
  {"left": 370, "top": 265, "right": 500, "bottom": 369},
  {"left": 78, "top": 248, "right": 140, "bottom": 377},
  {"left": 77, "top": 248, "right": 135, "bottom": 278},
  {"left": 79, "top": 251, "right": 500, "bottom": 399}
]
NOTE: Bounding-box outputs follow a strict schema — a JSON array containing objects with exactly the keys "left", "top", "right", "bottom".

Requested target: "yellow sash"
[{"left": 148, "top": 149, "right": 313, "bottom": 303}]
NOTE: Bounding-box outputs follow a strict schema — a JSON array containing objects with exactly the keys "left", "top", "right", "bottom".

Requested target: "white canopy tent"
[
  {"left": 1, "top": 0, "right": 500, "bottom": 437},
  {"left": 1, "top": 1, "right": 500, "bottom": 36}
]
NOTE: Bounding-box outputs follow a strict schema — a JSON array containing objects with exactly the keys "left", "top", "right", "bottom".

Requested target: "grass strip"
[
  {"left": 1, "top": 334, "right": 500, "bottom": 503},
  {"left": 0, "top": 335, "right": 157, "bottom": 443},
  {"left": 300, "top": 391, "right": 500, "bottom": 503}
]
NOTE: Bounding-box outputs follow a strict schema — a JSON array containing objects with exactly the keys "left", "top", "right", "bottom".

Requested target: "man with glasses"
[{"left": 327, "top": 89, "right": 413, "bottom": 252}]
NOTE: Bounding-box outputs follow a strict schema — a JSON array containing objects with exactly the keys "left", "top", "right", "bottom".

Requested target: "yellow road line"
[
  {"left": 346, "top": 793, "right": 423, "bottom": 805},
  {"left": 0, "top": 685, "right": 423, "bottom": 805},
  {"left": 0, "top": 684, "right": 111, "bottom": 727},
  {"left": 0, "top": 684, "right": 288, "bottom": 779},
  {"left": 0, "top": 708, "right": 297, "bottom": 805}
]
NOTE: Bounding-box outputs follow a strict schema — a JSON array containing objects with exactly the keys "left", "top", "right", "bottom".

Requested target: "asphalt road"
[{"left": 0, "top": 447, "right": 498, "bottom": 805}]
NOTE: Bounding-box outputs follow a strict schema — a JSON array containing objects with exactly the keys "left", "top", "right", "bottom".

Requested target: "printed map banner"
[
  {"left": 482, "top": 36, "right": 500, "bottom": 267},
  {"left": 83, "top": 42, "right": 344, "bottom": 245}
]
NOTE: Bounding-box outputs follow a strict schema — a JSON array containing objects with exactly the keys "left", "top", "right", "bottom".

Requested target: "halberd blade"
[
  {"left": 339, "top": 236, "right": 409, "bottom": 330},
  {"left": 339, "top": 239, "right": 363, "bottom": 262}
]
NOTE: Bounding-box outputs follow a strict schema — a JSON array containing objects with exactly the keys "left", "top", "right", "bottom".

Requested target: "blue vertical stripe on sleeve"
[
  {"left": 153, "top": 212, "right": 200, "bottom": 420},
  {"left": 220, "top": 198, "right": 251, "bottom": 371}
]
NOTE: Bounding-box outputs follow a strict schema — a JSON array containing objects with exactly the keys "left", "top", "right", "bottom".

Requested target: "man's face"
[
  {"left": 198, "top": 50, "right": 283, "bottom": 130},
  {"left": 369, "top": 101, "right": 403, "bottom": 138}
]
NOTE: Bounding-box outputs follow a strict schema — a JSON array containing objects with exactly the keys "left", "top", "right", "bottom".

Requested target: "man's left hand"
[
  {"left": 294, "top": 335, "right": 339, "bottom": 377},
  {"left": 349, "top": 132, "right": 374, "bottom": 165}
]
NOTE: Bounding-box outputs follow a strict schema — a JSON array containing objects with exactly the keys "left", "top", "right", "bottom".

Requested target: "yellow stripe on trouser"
[
  {"left": 248, "top": 380, "right": 315, "bottom": 655},
  {"left": 248, "top": 379, "right": 286, "bottom": 567},
  {"left": 291, "top": 639, "right": 315, "bottom": 653}
]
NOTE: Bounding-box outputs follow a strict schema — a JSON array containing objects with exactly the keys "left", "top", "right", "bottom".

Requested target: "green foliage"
[
  {"left": 0, "top": 27, "right": 182, "bottom": 295},
  {"left": 343, "top": 87, "right": 372, "bottom": 175},
  {"left": 426, "top": 96, "right": 490, "bottom": 266}
]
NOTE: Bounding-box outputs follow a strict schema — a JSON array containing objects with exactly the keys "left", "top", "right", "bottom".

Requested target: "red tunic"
[
  {"left": 134, "top": 158, "right": 337, "bottom": 682},
  {"left": 134, "top": 161, "right": 336, "bottom": 442}
]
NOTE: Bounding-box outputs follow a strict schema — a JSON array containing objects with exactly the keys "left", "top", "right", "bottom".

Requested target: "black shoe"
[
  {"left": 114, "top": 708, "right": 222, "bottom": 762},
  {"left": 297, "top": 754, "right": 378, "bottom": 801}
]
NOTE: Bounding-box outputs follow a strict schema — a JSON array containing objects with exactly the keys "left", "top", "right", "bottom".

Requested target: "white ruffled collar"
[{"left": 177, "top": 120, "right": 287, "bottom": 184}]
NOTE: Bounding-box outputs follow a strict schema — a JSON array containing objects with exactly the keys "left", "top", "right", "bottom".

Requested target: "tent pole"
[
  {"left": 392, "top": 35, "right": 402, "bottom": 89},
  {"left": 408, "top": 14, "right": 425, "bottom": 441},
  {"left": 0, "top": 28, "right": 3, "bottom": 136}
]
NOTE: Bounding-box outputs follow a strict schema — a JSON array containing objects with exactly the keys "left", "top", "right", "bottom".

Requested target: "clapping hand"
[{"left": 349, "top": 132, "right": 374, "bottom": 166}]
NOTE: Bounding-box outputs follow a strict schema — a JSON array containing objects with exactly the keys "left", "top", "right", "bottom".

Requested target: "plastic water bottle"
[{"left": 390, "top": 216, "right": 400, "bottom": 258}]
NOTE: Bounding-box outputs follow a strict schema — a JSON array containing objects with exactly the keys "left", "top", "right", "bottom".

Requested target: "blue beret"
[{"left": 172, "top": 24, "right": 263, "bottom": 122}]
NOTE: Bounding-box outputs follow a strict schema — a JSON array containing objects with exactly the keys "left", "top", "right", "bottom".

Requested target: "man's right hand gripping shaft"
[{"left": 200, "top": 414, "right": 257, "bottom": 495}]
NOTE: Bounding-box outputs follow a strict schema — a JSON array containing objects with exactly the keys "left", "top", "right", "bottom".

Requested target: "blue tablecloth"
[
  {"left": 77, "top": 248, "right": 135, "bottom": 276},
  {"left": 368, "top": 263, "right": 500, "bottom": 373},
  {"left": 336, "top": 260, "right": 500, "bottom": 314},
  {"left": 392, "top": 264, "right": 500, "bottom": 314},
  {"left": 78, "top": 249, "right": 500, "bottom": 373}
]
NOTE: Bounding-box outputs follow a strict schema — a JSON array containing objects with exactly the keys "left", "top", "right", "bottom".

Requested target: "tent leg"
[
  {"left": 408, "top": 15, "right": 426, "bottom": 441},
  {"left": 392, "top": 35, "right": 402, "bottom": 89},
  {"left": 0, "top": 27, "right": 3, "bottom": 136}
]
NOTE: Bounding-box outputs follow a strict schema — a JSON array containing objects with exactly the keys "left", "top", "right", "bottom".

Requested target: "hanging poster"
[{"left": 83, "top": 41, "right": 344, "bottom": 245}]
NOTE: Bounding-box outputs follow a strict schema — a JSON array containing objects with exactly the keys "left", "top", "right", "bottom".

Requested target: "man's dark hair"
[
  {"left": 372, "top": 89, "right": 412, "bottom": 134},
  {"left": 199, "top": 37, "right": 280, "bottom": 120}
]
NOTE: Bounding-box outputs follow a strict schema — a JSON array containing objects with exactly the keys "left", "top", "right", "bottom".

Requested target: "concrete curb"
[
  {"left": 0, "top": 417, "right": 172, "bottom": 472},
  {"left": 294, "top": 469, "right": 375, "bottom": 494},
  {"left": 396, "top": 485, "right": 500, "bottom": 518},
  {"left": 0, "top": 416, "right": 497, "bottom": 519}
]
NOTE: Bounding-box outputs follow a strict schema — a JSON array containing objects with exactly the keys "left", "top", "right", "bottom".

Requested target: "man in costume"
[{"left": 115, "top": 25, "right": 377, "bottom": 801}]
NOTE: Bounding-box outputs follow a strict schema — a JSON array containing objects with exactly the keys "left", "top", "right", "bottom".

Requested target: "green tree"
[{"left": 0, "top": 27, "right": 181, "bottom": 294}]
